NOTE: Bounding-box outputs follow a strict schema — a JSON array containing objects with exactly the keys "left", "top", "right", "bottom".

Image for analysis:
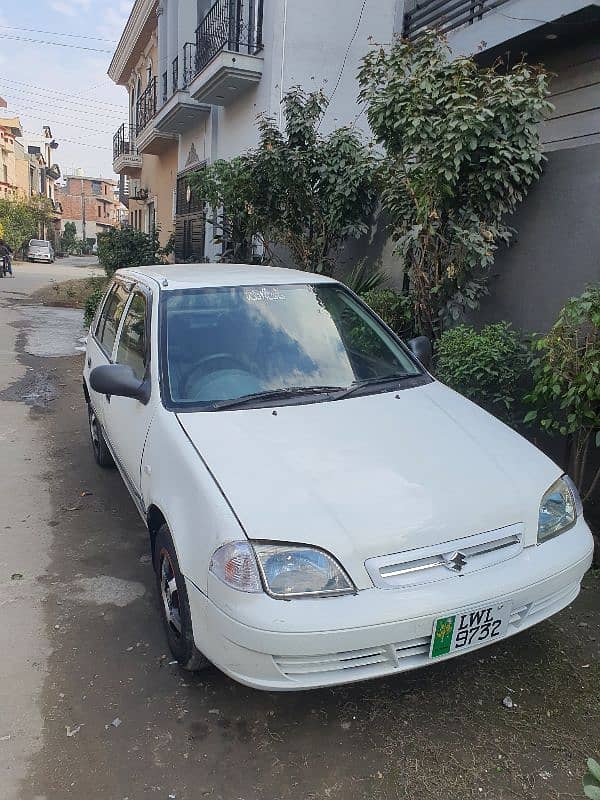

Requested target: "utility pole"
[{"left": 81, "top": 177, "right": 86, "bottom": 245}]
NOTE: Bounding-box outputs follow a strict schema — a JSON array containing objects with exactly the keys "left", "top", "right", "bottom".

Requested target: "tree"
[
  {"left": 0, "top": 195, "right": 53, "bottom": 254},
  {"left": 61, "top": 221, "right": 78, "bottom": 254},
  {"left": 188, "top": 87, "right": 377, "bottom": 276},
  {"left": 525, "top": 286, "right": 600, "bottom": 505},
  {"left": 358, "top": 33, "right": 552, "bottom": 339},
  {"left": 97, "top": 226, "right": 164, "bottom": 276}
]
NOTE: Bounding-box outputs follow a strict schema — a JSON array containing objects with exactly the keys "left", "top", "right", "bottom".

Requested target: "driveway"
[{"left": 0, "top": 266, "right": 598, "bottom": 800}]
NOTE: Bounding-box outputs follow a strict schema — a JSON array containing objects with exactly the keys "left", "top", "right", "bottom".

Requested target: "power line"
[
  {"left": 22, "top": 130, "right": 111, "bottom": 151},
  {"left": 328, "top": 0, "right": 368, "bottom": 106},
  {"left": 0, "top": 33, "right": 112, "bottom": 53},
  {"left": 0, "top": 24, "right": 117, "bottom": 42},
  {"left": 18, "top": 110, "right": 115, "bottom": 135},
  {"left": 0, "top": 76, "right": 125, "bottom": 110},
  {"left": 2, "top": 88, "right": 124, "bottom": 120}
]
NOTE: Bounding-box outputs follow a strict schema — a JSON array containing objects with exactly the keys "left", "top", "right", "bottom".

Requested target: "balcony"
[
  {"left": 112, "top": 124, "right": 142, "bottom": 176},
  {"left": 186, "top": 0, "right": 264, "bottom": 106},
  {"left": 402, "top": 0, "right": 512, "bottom": 40},
  {"left": 403, "top": 0, "right": 598, "bottom": 55}
]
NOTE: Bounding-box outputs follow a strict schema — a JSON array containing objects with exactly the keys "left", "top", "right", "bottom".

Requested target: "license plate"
[{"left": 429, "top": 602, "right": 511, "bottom": 659}]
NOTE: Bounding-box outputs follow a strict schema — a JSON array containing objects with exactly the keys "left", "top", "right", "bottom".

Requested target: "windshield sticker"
[{"left": 244, "top": 287, "right": 285, "bottom": 303}]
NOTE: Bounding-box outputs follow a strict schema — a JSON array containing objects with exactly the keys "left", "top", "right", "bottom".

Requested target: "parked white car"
[
  {"left": 83, "top": 265, "right": 593, "bottom": 690},
  {"left": 27, "top": 239, "right": 54, "bottom": 263}
]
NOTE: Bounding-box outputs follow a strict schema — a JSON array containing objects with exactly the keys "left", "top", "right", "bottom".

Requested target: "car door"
[
  {"left": 102, "top": 283, "right": 157, "bottom": 505},
  {"left": 85, "top": 280, "right": 132, "bottom": 426}
]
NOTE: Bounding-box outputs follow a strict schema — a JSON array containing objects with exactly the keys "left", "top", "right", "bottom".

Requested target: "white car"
[
  {"left": 27, "top": 239, "right": 55, "bottom": 263},
  {"left": 83, "top": 264, "right": 593, "bottom": 691}
]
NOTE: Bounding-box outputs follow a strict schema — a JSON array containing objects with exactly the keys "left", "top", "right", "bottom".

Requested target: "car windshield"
[
  {"left": 30, "top": 240, "right": 48, "bottom": 247},
  {"left": 162, "top": 283, "right": 421, "bottom": 408}
]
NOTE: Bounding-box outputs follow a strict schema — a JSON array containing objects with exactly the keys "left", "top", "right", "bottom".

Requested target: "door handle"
[{"left": 87, "top": 357, "right": 91, "bottom": 368}]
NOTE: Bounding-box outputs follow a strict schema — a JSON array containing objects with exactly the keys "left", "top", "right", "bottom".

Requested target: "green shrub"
[
  {"left": 584, "top": 757, "right": 600, "bottom": 799},
  {"left": 435, "top": 322, "right": 528, "bottom": 422},
  {"left": 97, "top": 226, "right": 163, "bottom": 276},
  {"left": 361, "top": 288, "right": 415, "bottom": 340},
  {"left": 525, "top": 285, "right": 600, "bottom": 503},
  {"left": 84, "top": 279, "right": 109, "bottom": 328}
]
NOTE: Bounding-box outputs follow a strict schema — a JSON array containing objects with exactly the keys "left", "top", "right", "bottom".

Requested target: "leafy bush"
[
  {"left": 188, "top": 87, "right": 376, "bottom": 275},
  {"left": 345, "top": 260, "right": 388, "bottom": 295},
  {"left": 525, "top": 286, "right": 600, "bottom": 503},
  {"left": 361, "top": 288, "right": 414, "bottom": 340},
  {"left": 84, "top": 279, "right": 109, "bottom": 328},
  {"left": 97, "top": 226, "right": 163, "bottom": 276},
  {"left": 435, "top": 323, "right": 528, "bottom": 422},
  {"left": 584, "top": 757, "right": 600, "bottom": 799},
  {"left": 358, "top": 32, "right": 551, "bottom": 338}
]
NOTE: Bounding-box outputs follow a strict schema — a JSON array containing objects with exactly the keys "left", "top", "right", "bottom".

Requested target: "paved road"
[{"left": 0, "top": 265, "right": 598, "bottom": 800}]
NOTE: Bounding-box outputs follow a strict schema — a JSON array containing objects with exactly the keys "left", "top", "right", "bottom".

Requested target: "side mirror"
[
  {"left": 90, "top": 364, "right": 150, "bottom": 404},
  {"left": 407, "top": 336, "right": 432, "bottom": 370}
]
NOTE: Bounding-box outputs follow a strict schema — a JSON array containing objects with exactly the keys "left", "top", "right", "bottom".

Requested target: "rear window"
[
  {"left": 95, "top": 283, "right": 130, "bottom": 357},
  {"left": 30, "top": 240, "right": 48, "bottom": 247}
]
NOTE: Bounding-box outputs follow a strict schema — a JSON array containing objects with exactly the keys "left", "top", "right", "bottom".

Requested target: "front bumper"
[{"left": 186, "top": 520, "right": 594, "bottom": 691}]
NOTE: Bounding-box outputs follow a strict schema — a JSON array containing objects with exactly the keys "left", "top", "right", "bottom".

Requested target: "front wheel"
[
  {"left": 87, "top": 403, "right": 114, "bottom": 468},
  {"left": 154, "top": 524, "right": 209, "bottom": 671}
]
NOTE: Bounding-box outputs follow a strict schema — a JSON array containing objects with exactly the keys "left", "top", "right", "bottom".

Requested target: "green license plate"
[{"left": 430, "top": 603, "right": 511, "bottom": 659}]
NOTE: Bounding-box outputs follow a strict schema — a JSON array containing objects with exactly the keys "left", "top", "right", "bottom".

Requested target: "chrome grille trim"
[{"left": 366, "top": 523, "right": 524, "bottom": 589}]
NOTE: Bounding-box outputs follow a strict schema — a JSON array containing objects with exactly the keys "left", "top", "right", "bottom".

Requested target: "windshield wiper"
[
  {"left": 331, "top": 373, "right": 412, "bottom": 401},
  {"left": 209, "top": 386, "right": 345, "bottom": 411}
]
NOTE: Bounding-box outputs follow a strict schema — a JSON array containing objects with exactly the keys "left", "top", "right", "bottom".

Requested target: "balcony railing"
[
  {"left": 136, "top": 76, "right": 157, "bottom": 135},
  {"left": 162, "top": 71, "right": 168, "bottom": 104},
  {"left": 403, "top": 0, "right": 512, "bottom": 40},
  {"left": 193, "top": 0, "right": 263, "bottom": 80},
  {"left": 182, "top": 42, "right": 197, "bottom": 87},
  {"left": 172, "top": 56, "right": 179, "bottom": 94},
  {"left": 113, "top": 123, "right": 138, "bottom": 160}
]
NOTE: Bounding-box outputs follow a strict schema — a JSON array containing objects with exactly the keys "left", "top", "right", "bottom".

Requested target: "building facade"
[
  {"left": 110, "top": 0, "right": 599, "bottom": 331},
  {"left": 109, "top": 0, "right": 398, "bottom": 261},
  {"left": 0, "top": 101, "right": 23, "bottom": 199},
  {"left": 56, "top": 174, "right": 121, "bottom": 246},
  {"left": 0, "top": 100, "right": 63, "bottom": 243}
]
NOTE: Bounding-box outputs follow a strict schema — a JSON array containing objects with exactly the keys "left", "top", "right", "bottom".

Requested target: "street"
[{"left": 0, "top": 264, "right": 598, "bottom": 800}]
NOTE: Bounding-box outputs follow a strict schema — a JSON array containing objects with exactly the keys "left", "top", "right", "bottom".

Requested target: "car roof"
[{"left": 117, "top": 263, "right": 339, "bottom": 290}]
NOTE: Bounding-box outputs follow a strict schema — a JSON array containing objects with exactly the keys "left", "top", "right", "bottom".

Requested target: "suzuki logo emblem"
[{"left": 444, "top": 551, "right": 467, "bottom": 572}]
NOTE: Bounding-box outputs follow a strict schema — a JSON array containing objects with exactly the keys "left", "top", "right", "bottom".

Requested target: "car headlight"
[
  {"left": 209, "top": 541, "right": 262, "bottom": 593},
  {"left": 537, "top": 475, "right": 581, "bottom": 543},
  {"left": 253, "top": 543, "right": 355, "bottom": 599},
  {"left": 209, "top": 541, "right": 355, "bottom": 599}
]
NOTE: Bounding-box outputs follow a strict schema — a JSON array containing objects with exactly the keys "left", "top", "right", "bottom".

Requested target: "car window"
[
  {"left": 95, "top": 283, "right": 130, "bottom": 357},
  {"left": 115, "top": 292, "right": 148, "bottom": 381}
]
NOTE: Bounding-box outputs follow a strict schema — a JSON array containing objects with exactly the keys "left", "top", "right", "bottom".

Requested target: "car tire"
[
  {"left": 154, "top": 524, "right": 209, "bottom": 671},
  {"left": 87, "top": 403, "right": 114, "bottom": 468}
]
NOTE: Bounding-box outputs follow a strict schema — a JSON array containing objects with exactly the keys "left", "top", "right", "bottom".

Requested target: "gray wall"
[{"left": 475, "top": 142, "right": 600, "bottom": 332}]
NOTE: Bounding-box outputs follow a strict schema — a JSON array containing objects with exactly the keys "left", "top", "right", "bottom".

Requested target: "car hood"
[{"left": 177, "top": 381, "right": 560, "bottom": 588}]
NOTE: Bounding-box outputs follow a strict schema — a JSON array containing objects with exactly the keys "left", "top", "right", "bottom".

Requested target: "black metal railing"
[
  {"left": 136, "top": 77, "right": 157, "bottom": 134},
  {"left": 113, "top": 123, "right": 138, "bottom": 161},
  {"left": 162, "top": 71, "right": 168, "bottom": 104},
  {"left": 172, "top": 56, "right": 179, "bottom": 94},
  {"left": 403, "top": 0, "right": 512, "bottom": 40},
  {"left": 182, "top": 42, "right": 197, "bottom": 87},
  {"left": 193, "top": 0, "right": 263, "bottom": 80}
]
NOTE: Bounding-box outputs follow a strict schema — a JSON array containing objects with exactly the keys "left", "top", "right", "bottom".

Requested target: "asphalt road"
[{"left": 0, "top": 264, "right": 598, "bottom": 800}]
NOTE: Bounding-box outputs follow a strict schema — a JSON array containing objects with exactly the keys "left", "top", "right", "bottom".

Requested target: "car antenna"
[{"left": 162, "top": 278, "right": 168, "bottom": 287}]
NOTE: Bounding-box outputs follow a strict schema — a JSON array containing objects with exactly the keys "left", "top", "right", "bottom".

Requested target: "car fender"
[{"left": 141, "top": 409, "right": 245, "bottom": 592}]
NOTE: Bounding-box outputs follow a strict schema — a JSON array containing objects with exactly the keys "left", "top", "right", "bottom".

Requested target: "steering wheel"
[{"left": 184, "top": 353, "right": 249, "bottom": 396}]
